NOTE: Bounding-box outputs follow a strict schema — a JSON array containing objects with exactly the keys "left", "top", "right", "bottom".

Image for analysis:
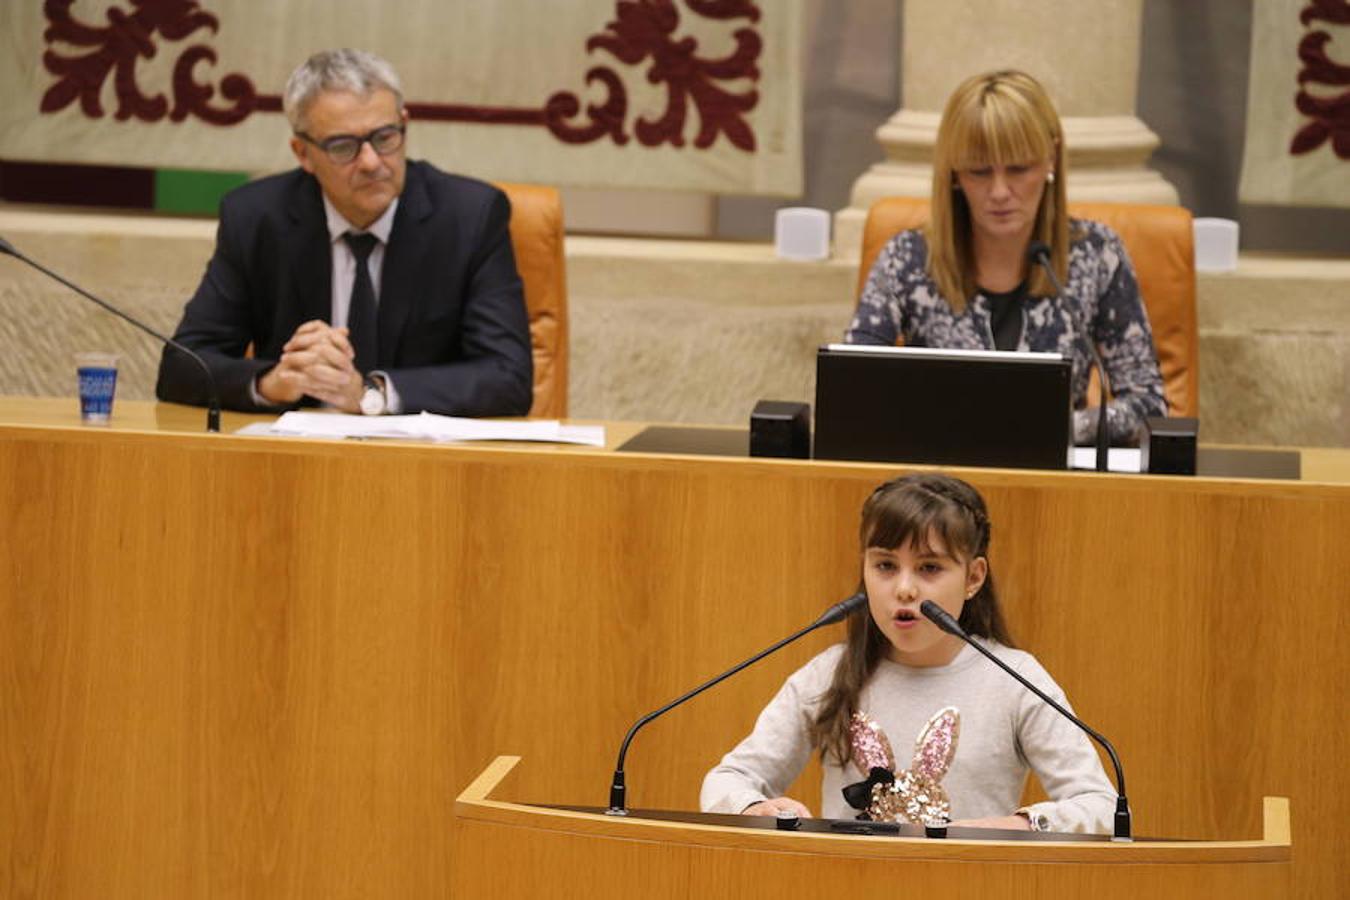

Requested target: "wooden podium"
[{"left": 452, "top": 757, "right": 1291, "bottom": 898}]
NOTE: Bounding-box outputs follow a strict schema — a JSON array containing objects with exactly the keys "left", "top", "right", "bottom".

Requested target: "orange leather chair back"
[
  {"left": 856, "top": 197, "right": 1198, "bottom": 417},
  {"left": 496, "top": 182, "right": 569, "bottom": 418}
]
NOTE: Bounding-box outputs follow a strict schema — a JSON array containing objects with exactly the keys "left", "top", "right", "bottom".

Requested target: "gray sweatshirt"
[{"left": 700, "top": 639, "right": 1117, "bottom": 833}]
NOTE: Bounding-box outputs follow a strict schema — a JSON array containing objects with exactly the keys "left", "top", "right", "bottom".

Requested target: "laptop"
[{"left": 813, "top": 344, "right": 1073, "bottom": 470}]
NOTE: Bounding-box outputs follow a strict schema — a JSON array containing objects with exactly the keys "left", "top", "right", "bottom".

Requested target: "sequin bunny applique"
[{"left": 842, "top": 706, "right": 961, "bottom": 825}]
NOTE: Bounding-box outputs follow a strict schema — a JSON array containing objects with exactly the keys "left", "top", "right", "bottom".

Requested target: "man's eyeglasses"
[{"left": 296, "top": 124, "right": 406, "bottom": 165}]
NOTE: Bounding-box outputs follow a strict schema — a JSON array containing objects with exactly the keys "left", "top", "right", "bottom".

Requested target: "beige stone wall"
[
  {"left": 1196, "top": 259, "right": 1350, "bottom": 448},
  {"left": 566, "top": 237, "right": 854, "bottom": 424},
  {"left": 1, "top": 207, "right": 1345, "bottom": 447},
  {"left": 0, "top": 211, "right": 212, "bottom": 402}
]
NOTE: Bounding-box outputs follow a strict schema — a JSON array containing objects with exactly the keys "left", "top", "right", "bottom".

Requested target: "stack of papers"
[
  {"left": 236, "top": 412, "right": 605, "bottom": 447},
  {"left": 1070, "top": 447, "right": 1142, "bottom": 473}
]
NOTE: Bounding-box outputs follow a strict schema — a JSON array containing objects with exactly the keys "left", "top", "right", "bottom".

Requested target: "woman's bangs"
[{"left": 949, "top": 97, "right": 1051, "bottom": 170}]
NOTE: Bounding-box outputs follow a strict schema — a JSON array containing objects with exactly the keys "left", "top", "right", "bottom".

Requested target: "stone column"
[{"left": 834, "top": 0, "right": 1178, "bottom": 257}]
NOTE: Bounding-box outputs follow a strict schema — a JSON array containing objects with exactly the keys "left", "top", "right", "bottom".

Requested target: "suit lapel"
[
  {"left": 378, "top": 162, "right": 432, "bottom": 367},
  {"left": 287, "top": 174, "right": 333, "bottom": 333}
]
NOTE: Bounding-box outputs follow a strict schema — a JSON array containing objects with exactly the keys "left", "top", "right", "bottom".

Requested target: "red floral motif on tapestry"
[
  {"left": 405, "top": 1, "right": 764, "bottom": 152},
  {"left": 38, "top": 0, "right": 763, "bottom": 153},
  {"left": 40, "top": 0, "right": 279, "bottom": 125},
  {"left": 1291, "top": 0, "right": 1350, "bottom": 158},
  {"left": 546, "top": 0, "right": 761, "bottom": 150}
]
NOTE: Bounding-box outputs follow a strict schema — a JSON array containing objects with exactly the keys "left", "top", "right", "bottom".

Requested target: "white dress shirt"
[{"left": 323, "top": 195, "right": 403, "bottom": 412}]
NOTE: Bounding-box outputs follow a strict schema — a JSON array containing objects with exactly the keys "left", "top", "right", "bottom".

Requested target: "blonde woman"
[{"left": 845, "top": 70, "right": 1165, "bottom": 445}]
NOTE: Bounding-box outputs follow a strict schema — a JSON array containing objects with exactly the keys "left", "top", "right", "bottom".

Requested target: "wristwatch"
[
  {"left": 359, "top": 376, "right": 388, "bottom": 416},
  {"left": 1017, "top": 809, "right": 1051, "bottom": 832}
]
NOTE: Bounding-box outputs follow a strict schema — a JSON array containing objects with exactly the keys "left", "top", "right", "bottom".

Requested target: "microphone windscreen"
[
  {"left": 817, "top": 591, "right": 866, "bottom": 626},
  {"left": 1026, "top": 240, "right": 1051, "bottom": 264},
  {"left": 919, "top": 599, "right": 965, "bottom": 636}
]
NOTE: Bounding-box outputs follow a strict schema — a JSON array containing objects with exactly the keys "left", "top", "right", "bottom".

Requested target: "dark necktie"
[{"left": 342, "top": 231, "right": 379, "bottom": 374}]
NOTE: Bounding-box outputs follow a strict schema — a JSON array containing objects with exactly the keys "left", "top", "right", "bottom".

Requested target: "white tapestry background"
[
  {"left": 0, "top": 0, "right": 802, "bottom": 196},
  {"left": 1239, "top": 0, "right": 1350, "bottom": 207}
]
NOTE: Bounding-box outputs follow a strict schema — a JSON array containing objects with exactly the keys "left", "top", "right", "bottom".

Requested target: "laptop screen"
[{"left": 813, "top": 344, "right": 1073, "bottom": 470}]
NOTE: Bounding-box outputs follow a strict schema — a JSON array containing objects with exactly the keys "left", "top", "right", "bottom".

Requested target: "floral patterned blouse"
[{"left": 845, "top": 220, "right": 1167, "bottom": 444}]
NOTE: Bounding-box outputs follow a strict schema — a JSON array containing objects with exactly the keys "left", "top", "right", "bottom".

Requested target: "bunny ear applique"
[
  {"left": 842, "top": 712, "right": 899, "bottom": 812},
  {"left": 848, "top": 711, "right": 896, "bottom": 774},
  {"left": 910, "top": 706, "right": 960, "bottom": 782},
  {"left": 840, "top": 706, "right": 961, "bottom": 825}
]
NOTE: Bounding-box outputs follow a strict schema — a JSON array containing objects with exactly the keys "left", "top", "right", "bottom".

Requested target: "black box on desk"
[
  {"left": 1142, "top": 416, "right": 1198, "bottom": 475},
  {"left": 750, "top": 401, "right": 810, "bottom": 459}
]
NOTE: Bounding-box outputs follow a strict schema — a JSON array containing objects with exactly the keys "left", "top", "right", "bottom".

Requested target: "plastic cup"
[{"left": 75, "top": 352, "right": 119, "bottom": 424}]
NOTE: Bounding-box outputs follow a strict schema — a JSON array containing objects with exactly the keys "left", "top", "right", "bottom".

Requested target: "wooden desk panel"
[{"left": 0, "top": 400, "right": 1346, "bottom": 897}]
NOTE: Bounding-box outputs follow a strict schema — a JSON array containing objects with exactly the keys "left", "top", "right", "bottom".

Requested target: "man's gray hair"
[{"left": 283, "top": 49, "right": 404, "bottom": 133}]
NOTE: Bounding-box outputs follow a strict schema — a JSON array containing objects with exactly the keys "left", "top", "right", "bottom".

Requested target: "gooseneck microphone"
[
  {"left": 606, "top": 591, "right": 866, "bottom": 816},
  {"left": 1027, "top": 240, "right": 1109, "bottom": 472},
  {"left": 0, "top": 234, "right": 221, "bottom": 432},
  {"left": 919, "top": 600, "right": 1131, "bottom": 840}
]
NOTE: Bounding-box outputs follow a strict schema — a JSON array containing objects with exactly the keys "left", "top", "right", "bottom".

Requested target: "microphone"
[
  {"left": 1027, "top": 240, "right": 1109, "bottom": 472},
  {"left": 606, "top": 591, "right": 866, "bottom": 816},
  {"left": 0, "top": 234, "right": 221, "bottom": 432},
  {"left": 919, "top": 600, "right": 1131, "bottom": 840}
]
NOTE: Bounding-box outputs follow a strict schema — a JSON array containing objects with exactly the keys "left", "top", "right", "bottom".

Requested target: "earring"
[{"left": 1046, "top": 171, "right": 1056, "bottom": 185}]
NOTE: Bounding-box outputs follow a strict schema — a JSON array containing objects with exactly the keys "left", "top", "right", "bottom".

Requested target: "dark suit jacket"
[{"left": 156, "top": 160, "right": 533, "bottom": 416}]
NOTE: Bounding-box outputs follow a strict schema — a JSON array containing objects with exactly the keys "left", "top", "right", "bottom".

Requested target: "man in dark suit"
[{"left": 156, "top": 49, "right": 532, "bottom": 417}]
